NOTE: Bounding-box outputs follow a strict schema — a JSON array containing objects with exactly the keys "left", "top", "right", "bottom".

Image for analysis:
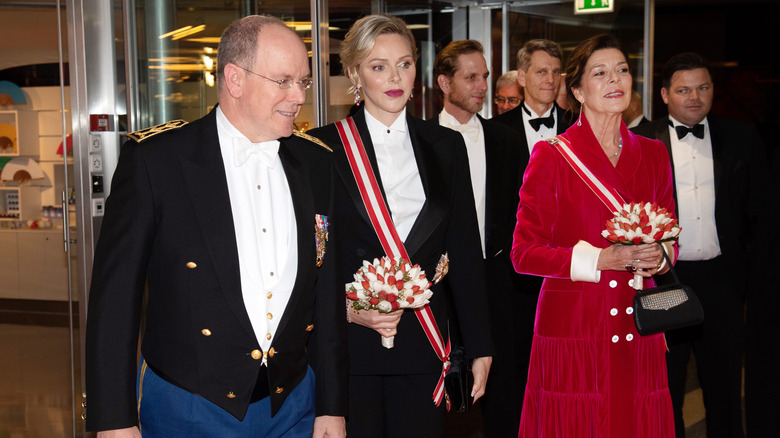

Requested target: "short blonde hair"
[{"left": 340, "top": 14, "right": 418, "bottom": 93}]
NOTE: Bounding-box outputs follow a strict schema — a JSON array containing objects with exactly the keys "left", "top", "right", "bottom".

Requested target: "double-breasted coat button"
[
  {"left": 629, "top": 279, "right": 635, "bottom": 288},
  {"left": 201, "top": 329, "right": 212, "bottom": 336},
  {"left": 306, "top": 324, "right": 314, "bottom": 332},
  {"left": 610, "top": 308, "right": 618, "bottom": 316},
  {"left": 275, "top": 387, "right": 284, "bottom": 394},
  {"left": 626, "top": 307, "right": 634, "bottom": 315},
  {"left": 268, "top": 347, "right": 276, "bottom": 358},
  {"left": 186, "top": 262, "right": 197, "bottom": 269},
  {"left": 626, "top": 334, "right": 634, "bottom": 341},
  {"left": 609, "top": 280, "right": 617, "bottom": 288},
  {"left": 251, "top": 349, "right": 262, "bottom": 360},
  {"left": 611, "top": 335, "right": 619, "bottom": 343},
  {"left": 227, "top": 392, "right": 236, "bottom": 399}
]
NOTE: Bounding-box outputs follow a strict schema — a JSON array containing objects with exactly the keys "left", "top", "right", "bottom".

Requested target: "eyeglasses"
[
  {"left": 237, "top": 65, "right": 313, "bottom": 90},
  {"left": 494, "top": 96, "right": 521, "bottom": 105}
]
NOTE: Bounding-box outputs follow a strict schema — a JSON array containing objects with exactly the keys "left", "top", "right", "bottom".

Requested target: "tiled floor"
[
  {"left": 0, "top": 314, "right": 735, "bottom": 437},
  {"left": 0, "top": 322, "right": 83, "bottom": 438}
]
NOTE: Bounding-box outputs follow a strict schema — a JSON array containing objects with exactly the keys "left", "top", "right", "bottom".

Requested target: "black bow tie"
[
  {"left": 523, "top": 104, "right": 555, "bottom": 131},
  {"left": 529, "top": 114, "right": 555, "bottom": 131},
  {"left": 669, "top": 121, "right": 705, "bottom": 139}
]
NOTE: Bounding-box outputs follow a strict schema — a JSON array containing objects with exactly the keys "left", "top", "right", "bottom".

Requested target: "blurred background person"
[
  {"left": 513, "top": 34, "right": 675, "bottom": 437},
  {"left": 429, "top": 39, "right": 525, "bottom": 438},
  {"left": 494, "top": 70, "right": 523, "bottom": 115},
  {"left": 308, "top": 15, "right": 493, "bottom": 438},
  {"left": 622, "top": 90, "right": 649, "bottom": 128}
]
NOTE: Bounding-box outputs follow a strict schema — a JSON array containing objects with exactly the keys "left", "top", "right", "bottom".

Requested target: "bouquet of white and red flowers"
[
  {"left": 346, "top": 256, "right": 434, "bottom": 348},
  {"left": 601, "top": 201, "right": 682, "bottom": 289}
]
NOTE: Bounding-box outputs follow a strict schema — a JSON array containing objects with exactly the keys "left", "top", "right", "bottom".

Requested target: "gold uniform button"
[
  {"left": 267, "top": 292, "right": 273, "bottom": 299},
  {"left": 306, "top": 324, "right": 314, "bottom": 332},
  {"left": 227, "top": 392, "right": 236, "bottom": 399},
  {"left": 201, "top": 329, "right": 212, "bottom": 336},
  {"left": 186, "top": 262, "right": 197, "bottom": 269},
  {"left": 275, "top": 387, "right": 284, "bottom": 394},
  {"left": 267, "top": 312, "right": 273, "bottom": 320},
  {"left": 268, "top": 347, "right": 275, "bottom": 358},
  {"left": 251, "top": 349, "right": 262, "bottom": 360},
  {"left": 266, "top": 333, "right": 272, "bottom": 340}
]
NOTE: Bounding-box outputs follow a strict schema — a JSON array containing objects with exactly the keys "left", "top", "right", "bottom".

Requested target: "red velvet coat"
[{"left": 511, "top": 115, "right": 676, "bottom": 437}]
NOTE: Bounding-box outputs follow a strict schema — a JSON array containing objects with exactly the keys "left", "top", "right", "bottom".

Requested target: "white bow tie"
[
  {"left": 233, "top": 137, "right": 279, "bottom": 168},
  {"left": 442, "top": 119, "right": 480, "bottom": 143}
]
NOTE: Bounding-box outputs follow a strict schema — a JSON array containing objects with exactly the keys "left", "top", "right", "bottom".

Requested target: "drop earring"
[
  {"left": 409, "top": 90, "right": 414, "bottom": 101},
  {"left": 354, "top": 87, "right": 361, "bottom": 106},
  {"left": 577, "top": 101, "right": 584, "bottom": 126}
]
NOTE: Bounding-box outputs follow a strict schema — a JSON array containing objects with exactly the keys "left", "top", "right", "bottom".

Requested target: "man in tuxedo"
[
  {"left": 632, "top": 52, "right": 766, "bottom": 438},
  {"left": 429, "top": 39, "right": 527, "bottom": 437},
  {"left": 489, "top": 38, "right": 573, "bottom": 434},
  {"left": 623, "top": 90, "right": 649, "bottom": 128},
  {"left": 85, "top": 15, "right": 347, "bottom": 438},
  {"left": 494, "top": 70, "right": 523, "bottom": 115},
  {"left": 493, "top": 39, "right": 573, "bottom": 158}
]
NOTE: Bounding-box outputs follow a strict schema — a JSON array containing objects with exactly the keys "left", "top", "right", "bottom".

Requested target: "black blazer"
[
  {"left": 492, "top": 101, "right": 573, "bottom": 172},
  {"left": 85, "top": 108, "right": 347, "bottom": 430},
  {"left": 308, "top": 107, "right": 493, "bottom": 375},
  {"left": 631, "top": 115, "right": 767, "bottom": 272}
]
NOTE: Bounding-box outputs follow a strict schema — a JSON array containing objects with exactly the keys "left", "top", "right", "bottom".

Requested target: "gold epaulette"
[
  {"left": 125, "top": 120, "right": 188, "bottom": 142},
  {"left": 294, "top": 130, "right": 332, "bottom": 152}
]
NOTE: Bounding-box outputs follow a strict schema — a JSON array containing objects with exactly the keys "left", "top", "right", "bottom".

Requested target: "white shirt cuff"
[{"left": 571, "top": 240, "right": 602, "bottom": 283}]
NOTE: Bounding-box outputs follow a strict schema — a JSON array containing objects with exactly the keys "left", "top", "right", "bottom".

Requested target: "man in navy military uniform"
[{"left": 85, "top": 15, "right": 347, "bottom": 438}]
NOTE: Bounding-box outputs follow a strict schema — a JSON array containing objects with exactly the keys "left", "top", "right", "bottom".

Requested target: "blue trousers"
[{"left": 136, "top": 360, "right": 315, "bottom": 437}]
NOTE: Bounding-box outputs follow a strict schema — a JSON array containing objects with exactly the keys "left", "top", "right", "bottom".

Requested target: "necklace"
[{"left": 614, "top": 137, "right": 623, "bottom": 156}]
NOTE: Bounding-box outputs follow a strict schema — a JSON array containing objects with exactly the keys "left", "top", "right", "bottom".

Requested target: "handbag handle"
[{"left": 657, "top": 247, "right": 680, "bottom": 283}]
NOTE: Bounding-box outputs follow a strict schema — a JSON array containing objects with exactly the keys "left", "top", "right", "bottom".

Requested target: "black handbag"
[
  {"left": 633, "top": 251, "right": 704, "bottom": 335},
  {"left": 444, "top": 343, "right": 469, "bottom": 412}
]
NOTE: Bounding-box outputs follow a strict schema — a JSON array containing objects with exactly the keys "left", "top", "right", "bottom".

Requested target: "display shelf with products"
[
  {"left": 0, "top": 186, "right": 41, "bottom": 221},
  {"left": 0, "top": 110, "right": 40, "bottom": 157}
]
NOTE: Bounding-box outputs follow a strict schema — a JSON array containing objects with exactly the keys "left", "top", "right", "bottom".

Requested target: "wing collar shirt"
[
  {"left": 668, "top": 115, "right": 720, "bottom": 261},
  {"left": 216, "top": 106, "right": 297, "bottom": 359},
  {"left": 439, "top": 109, "right": 486, "bottom": 257},
  {"left": 522, "top": 102, "right": 557, "bottom": 154},
  {"left": 365, "top": 108, "right": 425, "bottom": 242}
]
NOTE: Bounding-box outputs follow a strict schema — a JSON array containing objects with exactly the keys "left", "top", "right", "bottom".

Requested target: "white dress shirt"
[
  {"left": 365, "top": 108, "right": 425, "bottom": 242},
  {"left": 668, "top": 116, "right": 721, "bottom": 261},
  {"left": 439, "top": 109, "right": 486, "bottom": 257},
  {"left": 626, "top": 114, "right": 646, "bottom": 129},
  {"left": 216, "top": 107, "right": 297, "bottom": 357},
  {"left": 522, "top": 103, "right": 557, "bottom": 154}
]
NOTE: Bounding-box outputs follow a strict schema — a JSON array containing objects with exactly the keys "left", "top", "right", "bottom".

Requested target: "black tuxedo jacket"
[
  {"left": 631, "top": 115, "right": 766, "bottom": 272},
  {"left": 427, "top": 113, "right": 525, "bottom": 294},
  {"left": 85, "top": 108, "right": 347, "bottom": 431},
  {"left": 308, "top": 107, "right": 493, "bottom": 375},
  {"left": 492, "top": 101, "right": 573, "bottom": 173}
]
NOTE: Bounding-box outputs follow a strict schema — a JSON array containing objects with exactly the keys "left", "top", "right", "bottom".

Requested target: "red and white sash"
[
  {"left": 546, "top": 135, "right": 626, "bottom": 211},
  {"left": 336, "top": 117, "right": 451, "bottom": 407}
]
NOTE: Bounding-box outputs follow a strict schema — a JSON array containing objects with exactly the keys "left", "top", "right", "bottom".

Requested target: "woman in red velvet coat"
[{"left": 512, "top": 35, "right": 677, "bottom": 437}]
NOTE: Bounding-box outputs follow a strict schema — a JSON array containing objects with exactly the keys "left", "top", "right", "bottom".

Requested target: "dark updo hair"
[{"left": 565, "top": 34, "right": 629, "bottom": 112}]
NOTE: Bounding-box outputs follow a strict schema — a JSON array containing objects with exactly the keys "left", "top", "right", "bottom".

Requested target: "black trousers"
[
  {"left": 665, "top": 257, "right": 745, "bottom": 438},
  {"left": 347, "top": 372, "right": 445, "bottom": 438}
]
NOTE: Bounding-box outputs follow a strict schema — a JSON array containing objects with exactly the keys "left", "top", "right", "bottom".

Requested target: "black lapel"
[
  {"left": 480, "top": 115, "right": 503, "bottom": 248},
  {"left": 177, "top": 109, "right": 255, "bottom": 338},
  {"left": 274, "top": 139, "right": 314, "bottom": 338},
  {"left": 403, "top": 116, "right": 448, "bottom": 259},
  {"left": 706, "top": 116, "right": 725, "bottom": 195},
  {"left": 656, "top": 117, "right": 680, "bottom": 216}
]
